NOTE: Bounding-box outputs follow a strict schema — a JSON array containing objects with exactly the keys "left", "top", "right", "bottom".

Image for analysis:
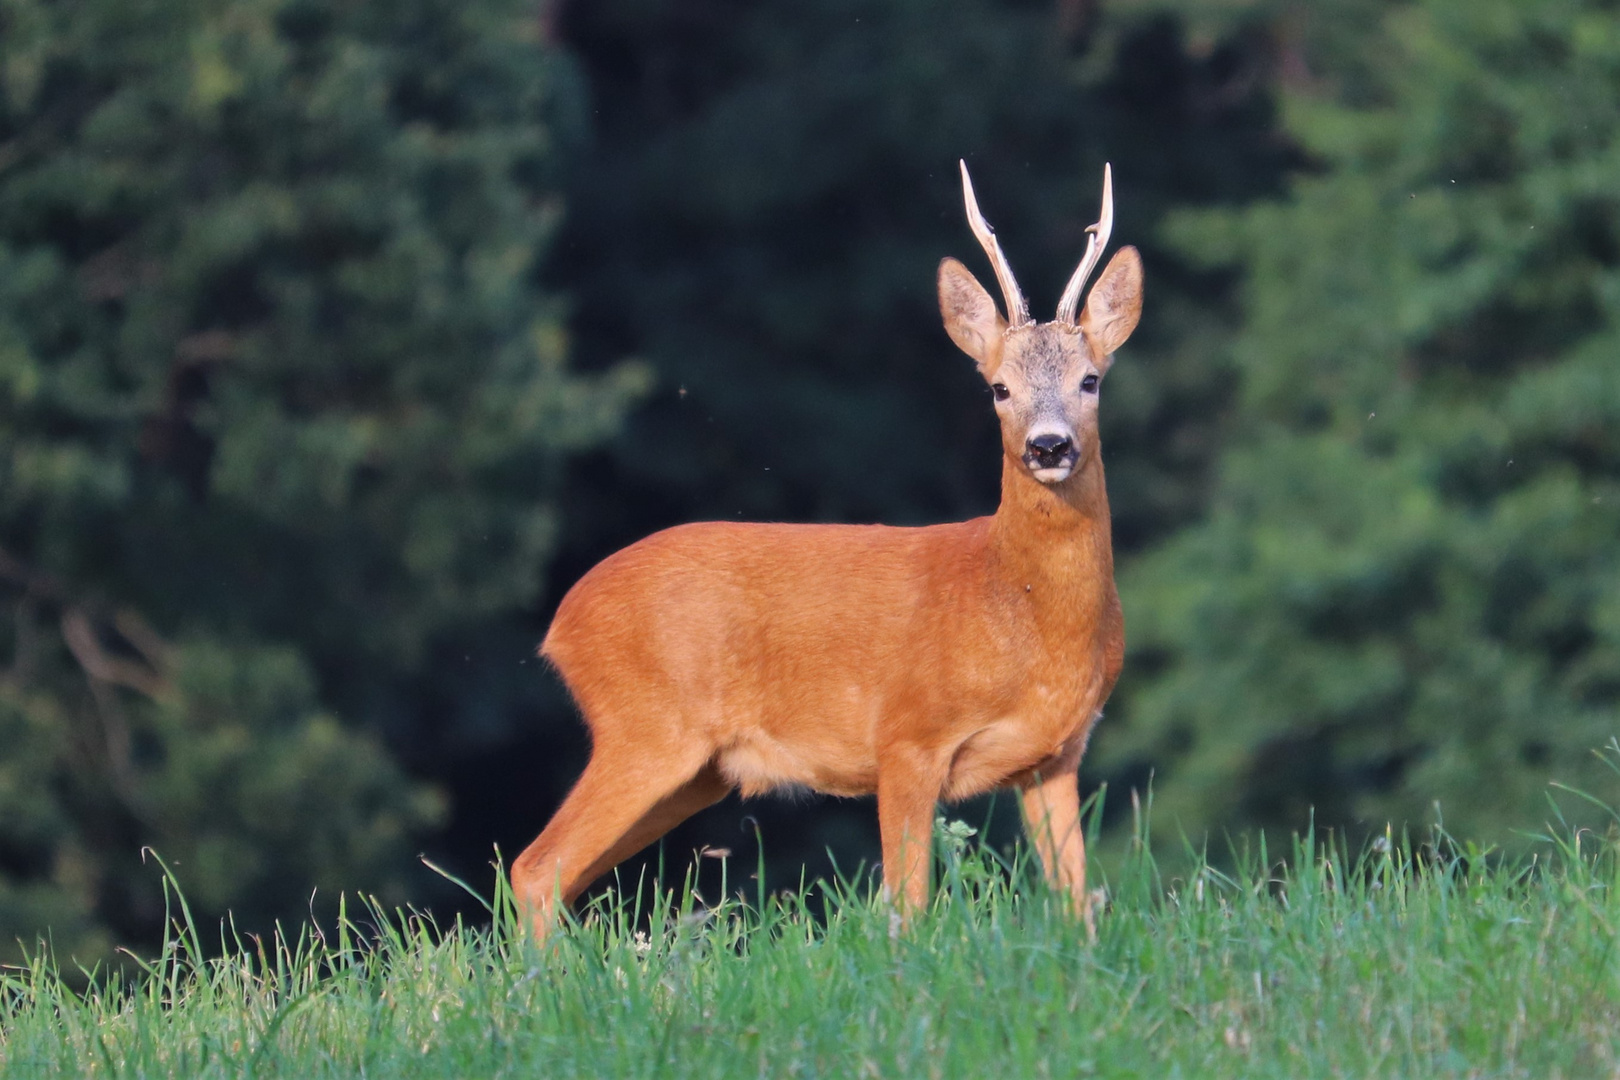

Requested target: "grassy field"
[{"left": 3, "top": 789, "right": 1620, "bottom": 1078}]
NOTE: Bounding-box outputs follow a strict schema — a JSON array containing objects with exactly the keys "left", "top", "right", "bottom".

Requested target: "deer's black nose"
[{"left": 1026, "top": 433, "right": 1073, "bottom": 469}]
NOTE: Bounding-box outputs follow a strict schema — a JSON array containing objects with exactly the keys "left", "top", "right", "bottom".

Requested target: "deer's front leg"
[
  {"left": 876, "top": 744, "right": 948, "bottom": 924},
  {"left": 1019, "top": 758, "right": 1093, "bottom": 937}
]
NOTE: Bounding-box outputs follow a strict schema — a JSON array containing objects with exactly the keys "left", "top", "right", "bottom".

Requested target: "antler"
[
  {"left": 959, "top": 160, "right": 1030, "bottom": 328},
  {"left": 1054, "top": 162, "right": 1114, "bottom": 328}
]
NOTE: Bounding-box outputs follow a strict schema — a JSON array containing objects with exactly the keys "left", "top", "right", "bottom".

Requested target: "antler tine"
[
  {"left": 959, "top": 160, "right": 1030, "bottom": 328},
  {"left": 1055, "top": 162, "right": 1114, "bottom": 328}
]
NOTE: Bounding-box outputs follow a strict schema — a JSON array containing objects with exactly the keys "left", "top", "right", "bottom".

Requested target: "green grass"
[{"left": 4, "top": 790, "right": 1620, "bottom": 1078}]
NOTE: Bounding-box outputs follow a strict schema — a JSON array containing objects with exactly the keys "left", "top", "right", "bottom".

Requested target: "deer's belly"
[
  {"left": 716, "top": 733, "right": 876, "bottom": 798},
  {"left": 713, "top": 684, "right": 880, "bottom": 799}
]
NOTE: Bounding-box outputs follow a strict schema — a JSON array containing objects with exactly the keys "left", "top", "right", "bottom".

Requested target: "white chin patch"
[{"left": 1031, "top": 466, "right": 1073, "bottom": 485}]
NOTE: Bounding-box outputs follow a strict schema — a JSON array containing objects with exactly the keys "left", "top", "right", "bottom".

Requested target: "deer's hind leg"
[
  {"left": 512, "top": 747, "right": 730, "bottom": 938},
  {"left": 574, "top": 761, "right": 732, "bottom": 892}
]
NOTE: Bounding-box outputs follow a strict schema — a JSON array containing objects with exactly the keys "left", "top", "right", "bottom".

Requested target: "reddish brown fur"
[{"left": 513, "top": 209, "right": 1144, "bottom": 938}]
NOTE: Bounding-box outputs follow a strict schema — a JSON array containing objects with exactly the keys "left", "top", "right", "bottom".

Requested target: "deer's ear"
[
  {"left": 938, "top": 257, "right": 1005, "bottom": 372},
  {"left": 1081, "top": 246, "right": 1143, "bottom": 363}
]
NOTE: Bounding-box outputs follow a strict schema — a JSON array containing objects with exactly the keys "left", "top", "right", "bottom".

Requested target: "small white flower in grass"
[
  {"left": 633, "top": 930, "right": 652, "bottom": 955},
  {"left": 936, "top": 816, "right": 978, "bottom": 858}
]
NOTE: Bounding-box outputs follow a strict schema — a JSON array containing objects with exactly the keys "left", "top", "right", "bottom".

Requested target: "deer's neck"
[{"left": 988, "top": 453, "right": 1115, "bottom": 623}]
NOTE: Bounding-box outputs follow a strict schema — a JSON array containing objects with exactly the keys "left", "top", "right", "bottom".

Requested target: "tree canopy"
[
  {"left": 3, "top": 0, "right": 1618, "bottom": 957},
  {"left": 0, "top": 0, "right": 640, "bottom": 960},
  {"left": 1106, "top": 0, "right": 1620, "bottom": 840}
]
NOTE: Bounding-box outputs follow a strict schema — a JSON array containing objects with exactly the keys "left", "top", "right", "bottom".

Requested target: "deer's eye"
[
  {"left": 991, "top": 383, "right": 1010, "bottom": 402},
  {"left": 1080, "top": 374, "right": 1100, "bottom": 394}
]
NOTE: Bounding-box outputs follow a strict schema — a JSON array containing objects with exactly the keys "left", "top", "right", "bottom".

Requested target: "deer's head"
[{"left": 940, "top": 162, "right": 1142, "bottom": 485}]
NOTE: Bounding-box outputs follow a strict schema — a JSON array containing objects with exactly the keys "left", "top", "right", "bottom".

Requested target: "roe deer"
[{"left": 514, "top": 161, "right": 1142, "bottom": 937}]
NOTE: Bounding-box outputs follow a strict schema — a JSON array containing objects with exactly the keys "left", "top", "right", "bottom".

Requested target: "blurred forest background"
[{"left": 1, "top": 0, "right": 1617, "bottom": 962}]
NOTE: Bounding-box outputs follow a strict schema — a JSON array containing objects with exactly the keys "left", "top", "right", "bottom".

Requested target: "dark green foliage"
[
  {"left": 1108, "top": 0, "right": 1620, "bottom": 841},
  {"left": 553, "top": 0, "right": 1295, "bottom": 544},
  {"left": 0, "top": 0, "right": 639, "bottom": 960},
  {"left": 4, "top": 0, "right": 1612, "bottom": 960}
]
